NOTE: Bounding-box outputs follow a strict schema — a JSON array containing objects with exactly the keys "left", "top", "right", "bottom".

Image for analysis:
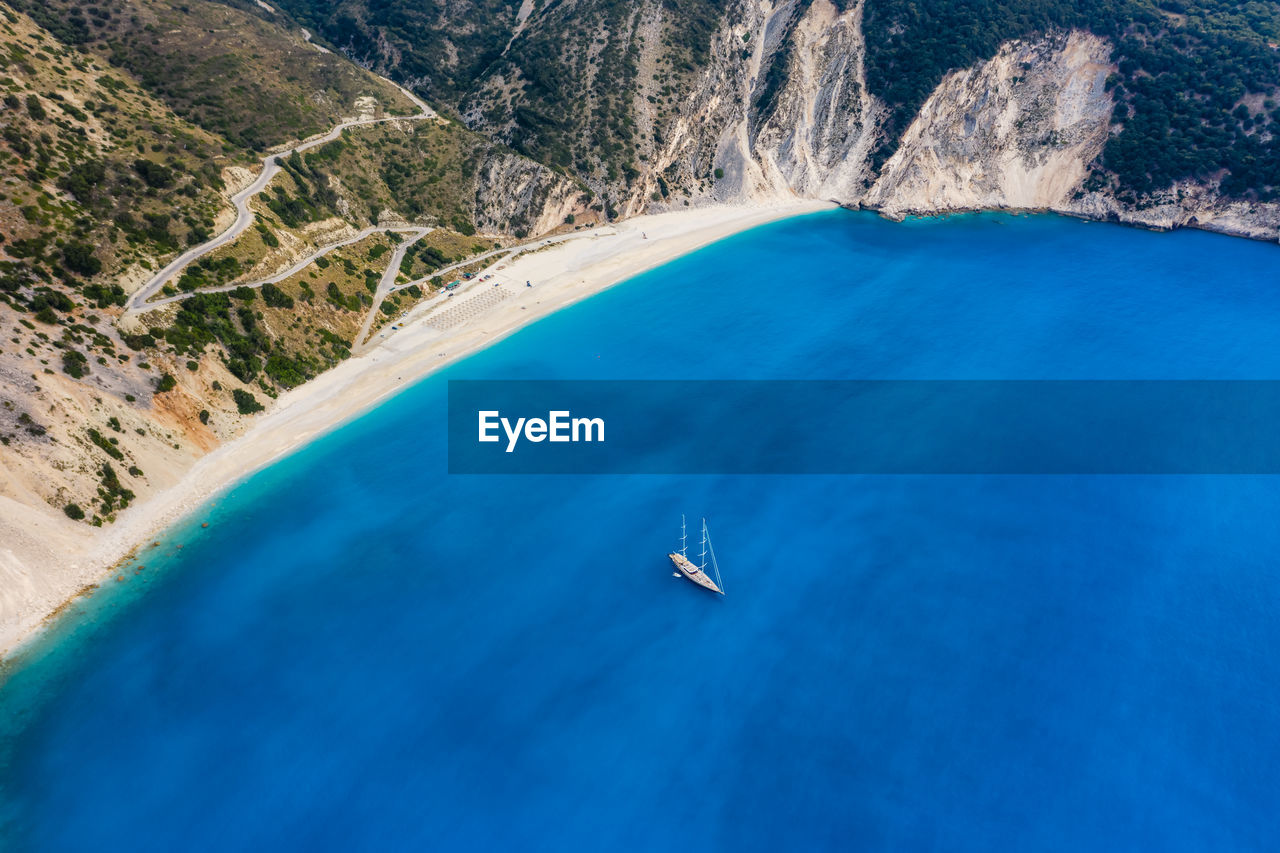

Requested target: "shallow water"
[{"left": 2, "top": 211, "right": 1279, "bottom": 850}]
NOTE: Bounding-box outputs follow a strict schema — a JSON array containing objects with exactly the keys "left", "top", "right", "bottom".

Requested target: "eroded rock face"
[
  {"left": 1066, "top": 179, "right": 1280, "bottom": 242},
  {"left": 633, "top": 9, "right": 1278, "bottom": 241},
  {"left": 751, "top": 0, "right": 881, "bottom": 201},
  {"left": 631, "top": 0, "right": 882, "bottom": 209},
  {"left": 472, "top": 152, "right": 589, "bottom": 236},
  {"left": 865, "top": 31, "right": 1114, "bottom": 217}
]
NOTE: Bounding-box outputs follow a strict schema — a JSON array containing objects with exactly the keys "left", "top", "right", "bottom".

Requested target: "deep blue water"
[{"left": 3, "top": 210, "right": 1280, "bottom": 850}]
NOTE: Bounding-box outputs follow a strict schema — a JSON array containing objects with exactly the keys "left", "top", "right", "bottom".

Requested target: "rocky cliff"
[
  {"left": 472, "top": 152, "right": 590, "bottom": 237},
  {"left": 650, "top": 3, "right": 1279, "bottom": 242},
  {"left": 279, "top": 0, "right": 1280, "bottom": 241},
  {"left": 856, "top": 28, "right": 1280, "bottom": 241},
  {"left": 624, "top": 0, "right": 880, "bottom": 210},
  {"left": 864, "top": 31, "right": 1114, "bottom": 217}
]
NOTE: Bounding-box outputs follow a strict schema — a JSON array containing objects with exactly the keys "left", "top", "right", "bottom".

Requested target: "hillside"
[
  {"left": 862, "top": 0, "right": 1280, "bottom": 201},
  {"left": 7, "top": 0, "right": 419, "bottom": 149},
  {"left": 276, "top": 0, "right": 1280, "bottom": 234},
  {"left": 0, "top": 0, "right": 585, "bottom": 549}
]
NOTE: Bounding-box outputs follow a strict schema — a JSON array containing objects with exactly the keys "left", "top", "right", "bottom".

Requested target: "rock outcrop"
[
  {"left": 631, "top": 0, "right": 882, "bottom": 209},
  {"left": 751, "top": 0, "right": 881, "bottom": 201},
  {"left": 472, "top": 152, "right": 590, "bottom": 236},
  {"left": 865, "top": 31, "right": 1114, "bottom": 217},
  {"left": 1067, "top": 181, "right": 1280, "bottom": 242},
  {"left": 656, "top": 8, "right": 1278, "bottom": 242}
]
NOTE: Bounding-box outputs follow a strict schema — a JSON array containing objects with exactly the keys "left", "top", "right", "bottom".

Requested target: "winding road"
[
  {"left": 120, "top": 38, "right": 620, "bottom": 357},
  {"left": 126, "top": 68, "right": 436, "bottom": 311},
  {"left": 133, "top": 226, "right": 434, "bottom": 311}
]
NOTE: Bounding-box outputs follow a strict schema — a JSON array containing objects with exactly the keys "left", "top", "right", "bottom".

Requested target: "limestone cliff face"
[
  {"left": 864, "top": 31, "right": 1114, "bottom": 217},
  {"left": 457, "top": 0, "right": 1274, "bottom": 241},
  {"left": 634, "top": 4, "right": 1115, "bottom": 217},
  {"left": 1066, "top": 180, "right": 1280, "bottom": 242},
  {"left": 614, "top": 0, "right": 763, "bottom": 211},
  {"left": 855, "top": 28, "right": 1279, "bottom": 240},
  {"left": 639, "top": 6, "right": 1107, "bottom": 219},
  {"left": 471, "top": 152, "right": 590, "bottom": 236},
  {"left": 633, "top": 0, "right": 882, "bottom": 210},
  {"left": 644, "top": 10, "right": 1279, "bottom": 242},
  {"left": 750, "top": 0, "right": 881, "bottom": 201}
]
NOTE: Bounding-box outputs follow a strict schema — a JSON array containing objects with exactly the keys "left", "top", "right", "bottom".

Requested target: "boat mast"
[
  {"left": 705, "top": 521, "right": 725, "bottom": 596},
  {"left": 699, "top": 518, "right": 708, "bottom": 571},
  {"left": 680, "top": 514, "right": 687, "bottom": 558}
]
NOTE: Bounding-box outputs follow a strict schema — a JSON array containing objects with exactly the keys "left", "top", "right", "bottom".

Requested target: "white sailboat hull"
[{"left": 669, "top": 552, "right": 723, "bottom": 594}]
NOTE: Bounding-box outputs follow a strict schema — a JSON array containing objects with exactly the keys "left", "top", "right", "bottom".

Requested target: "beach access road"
[
  {"left": 128, "top": 226, "right": 435, "bottom": 313},
  {"left": 355, "top": 227, "right": 620, "bottom": 351},
  {"left": 126, "top": 65, "right": 436, "bottom": 311}
]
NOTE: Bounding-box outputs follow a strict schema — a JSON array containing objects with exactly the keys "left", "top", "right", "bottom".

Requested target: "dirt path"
[
  {"left": 351, "top": 229, "right": 434, "bottom": 347},
  {"left": 130, "top": 226, "right": 437, "bottom": 311},
  {"left": 126, "top": 46, "right": 436, "bottom": 312},
  {"left": 354, "top": 227, "right": 618, "bottom": 352}
]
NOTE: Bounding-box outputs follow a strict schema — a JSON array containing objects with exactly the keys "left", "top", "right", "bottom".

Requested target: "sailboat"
[{"left": 669, "top": 515, "right": 725, "bottom": 595}]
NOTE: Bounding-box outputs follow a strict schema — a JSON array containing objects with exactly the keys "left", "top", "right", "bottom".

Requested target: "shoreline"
[
  {"left": 0, "top": 199, "right": 832, "bottom": 660},
  {"left": 855, "top": 200, "right": 1280, "bottom": 245}
]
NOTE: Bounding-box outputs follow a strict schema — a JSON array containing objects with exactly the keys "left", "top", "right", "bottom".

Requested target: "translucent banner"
[{"left": 447, "top": 380, "right": 1280, "bottom": 474}]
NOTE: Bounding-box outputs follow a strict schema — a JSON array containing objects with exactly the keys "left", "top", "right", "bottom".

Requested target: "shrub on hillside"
[
  {"left": 260, "top": 282, "right": 294, "bottom": 309},
  {"left": 233, "top": 388, "right": 264, "bottom": 414}
]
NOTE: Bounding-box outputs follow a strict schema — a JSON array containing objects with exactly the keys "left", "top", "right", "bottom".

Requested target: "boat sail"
[{"left": 669, "top": 515, "right": 725, "bottom": 595}]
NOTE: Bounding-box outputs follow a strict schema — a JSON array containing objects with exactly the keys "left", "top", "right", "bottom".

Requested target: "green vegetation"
[
  {"left": 397, "top": 229, "right": 499, "bottom": 282},
  {"left": 255, "top": 221, "right": 280, "bottom": 248},
  {"left": 177, "top": 256, "right": 244, "bottom": 292},
  {"left": 282, "top": 121, "right": 524, "bottom": 232},
  {"left": 233, "top": 389, "right": 264, "bottom": 415},
  {"left": 272, "top": 0, "right": 519, "bottom": 104},
  {"left": 87, "top": 427, "right": 124, "bottom": 461},
  {"left": 261, "top": 283, "right": 294, "bottom": 310},
  {"left": 0, "top": 0, "right": 454, "bottom": 471},
  {"left": 266, "top": 151, "right": 339, "bottom": 226},
  {"left": 63, "top": 502, "right": 85, "bottom": 521},
  {"left": 155, "top": 281, "right": 340, "bottom": 391},
  {"left": 115, "top": 225, "right": 390, "bottom": 400},
  {"left": 165, "top": 292, "right": 268, "bottom": 384},
  {"left": 0, "top": 3, "right": 232, "bottom": 325},
  {"left": 481, "top": 0, "right": 646, "bottom": 195},
  {"left": 10, "top": 0, "right": 410, "bottom": 151},
  {"left": 277, "top": 0, "right": 713, "bottom": 216},
  {"left": 62, "top": 243, "right": 101, "bottom": 276},
  {"left": 61, "top": 348, "right": 89, "bottom": 378},
  {"left": 96, "top": 462, "right": 134, "bottom": 515}
]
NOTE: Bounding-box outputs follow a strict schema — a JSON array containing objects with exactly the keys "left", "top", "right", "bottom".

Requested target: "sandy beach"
[{"left": 0, "top": 199, "right": 831, "bottom": 659}]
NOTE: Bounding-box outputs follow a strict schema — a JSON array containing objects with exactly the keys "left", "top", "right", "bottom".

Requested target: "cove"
[{"left": 2, "top": 210, "right": 1279, "bottom": 851}]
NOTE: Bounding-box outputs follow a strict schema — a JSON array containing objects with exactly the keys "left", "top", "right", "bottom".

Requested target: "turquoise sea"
[{"left": 2, "top": 210, "right": 1279, "bottom": 850}]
